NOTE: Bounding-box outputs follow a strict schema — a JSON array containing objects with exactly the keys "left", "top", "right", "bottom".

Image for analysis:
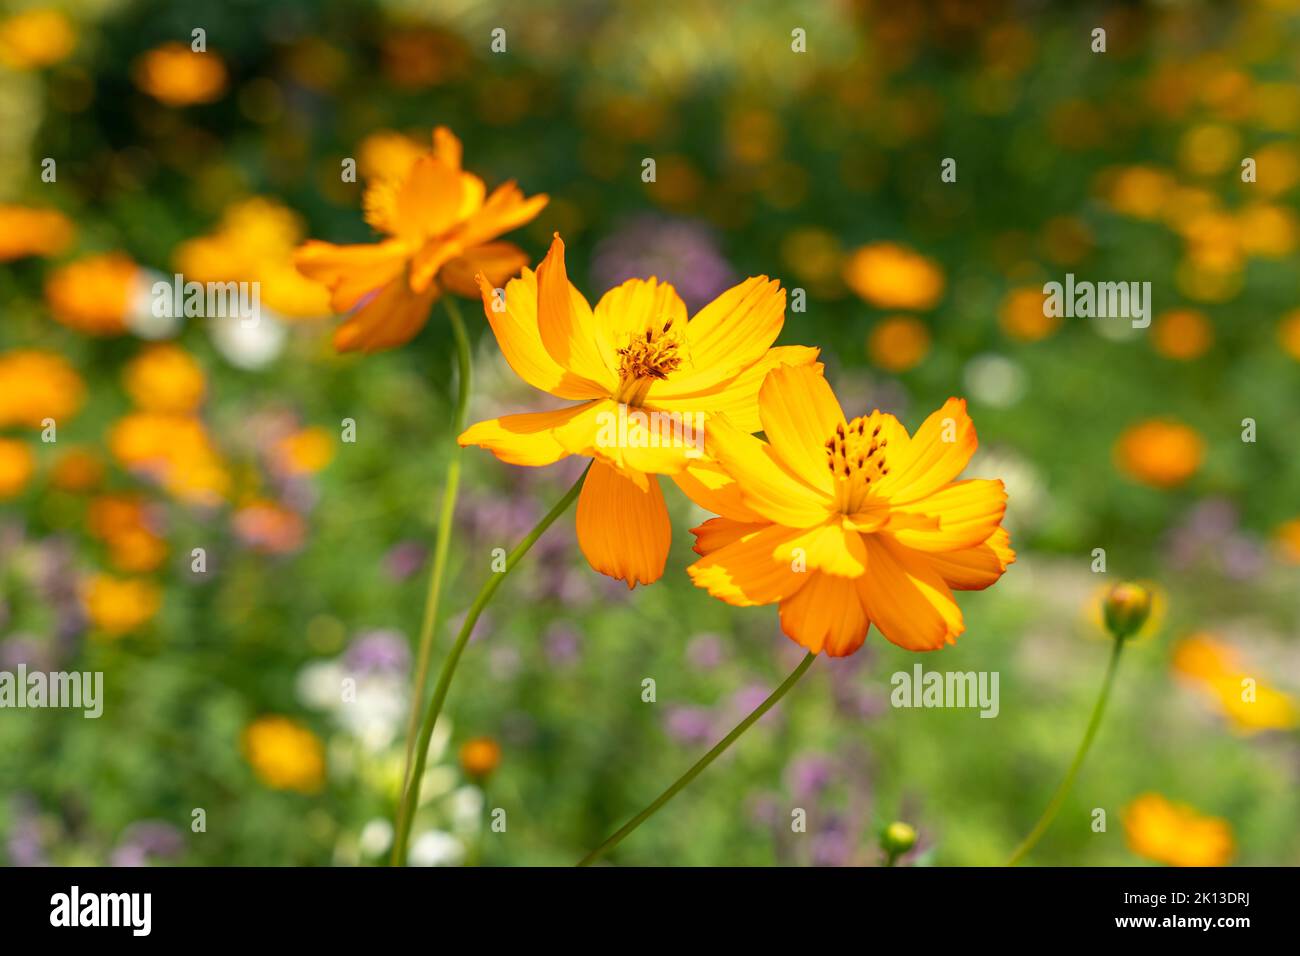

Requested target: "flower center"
[
  {"left": 615, "top": 318, "right": 682, "bottom": 404},
  {"left": 824, "top": 413, "right": 892, "bottom": 515}
]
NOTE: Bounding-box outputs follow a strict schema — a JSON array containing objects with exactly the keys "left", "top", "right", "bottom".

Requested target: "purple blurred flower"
[
  {"left": 686, "top": 633, "right": 725, "bottom": 671},
  {"left": 663, "top": 705, "right": 715, "bottom": 746},
  {"left": 785, "top": 754, "right": 835, "bottom": 803},
  {"left": 590, "top": 216, "right": 736, "bottom": 312},
  {"left": 810, "top": 814, "right": 855, "bottom": 867},
  {"left": 729, "top": 683, "right": 780, "bottom": 726},
  {"left": 345, "top": 629, "right": 410, "bottom": 674},
  {"left": 110, "top": 821, "right": 184, "bottom": 867},
  {"left": 544, "top": 623, "right": 582, "bottom": 668},
  {"left": 383, "top": 540, "right": 428, "bottom": 581},
  {"left": 6, "top": 795, "right": 46, "bottom": 867}
]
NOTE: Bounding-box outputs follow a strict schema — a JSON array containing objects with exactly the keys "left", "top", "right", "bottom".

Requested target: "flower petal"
[
  {"left": 454, "top": 181, "right": 549, "bottom": 248},
  {"left": 704, "top": 415, "right": 833, "bottom": 527},
  {"left": 293, "top": 239, "right": 411, "bottom": 312},
  {"left": 686, "top": 522, "right": 808, "bottom": 606},
  {"left": 441, "top": 241, "right": 528, "bottom": 297},
  {"left": 779, "top": 571, "right": 870, "bottom": 657},
  {"left": 664, "top": 276, "right": 786, "bottom": 392},
  {"left": 875, "top": 397, "right": 978, "bottom": 503},
  {"left": 647, "top": 345, "right": 821, "bottom": 434},
  {"left": 333, "top": 274, "right": 439, "bottom": 353},
  {"left": 758, "top": 363, "right": 844, "bottom": 493},
  {"left": 535, "top": 234, "right": 617, "bottom": 390},
  {"left": 575, "top": 460, "right": 671, "bottom": 587},
  {"left": 671, "top": 460, "right": 765, "bottom": 523},
  {"left": 593, "top": 277, "right": 688, "bottom": 360},
  {"left": 458, "top": 401, "right": 600, "bottom": 466},
  {"left": 772, "top": 520, "right": 868, "bottom": 576},
  {"left": 886, "top": 479, "right": 1008, "bottom": 552},
  {"left": 926, "top": 527, "right": 1016, "bottom": 591},
  {"left": 392, "top": 154, "right": 464, "bottom": 239},
  {"left": 689, "top": 516, "right": 767, "bottom": 555},
  {"left": 856, "top": 534, "right": 964, "bottom": 651}
]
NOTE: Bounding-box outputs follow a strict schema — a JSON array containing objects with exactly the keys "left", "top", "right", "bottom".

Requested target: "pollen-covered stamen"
[
  {"left": 824, "top": 412, "right": 892, "bottom": 513},
  {"left": 615, "top": 317, "right": 683, "bottom": 404}
]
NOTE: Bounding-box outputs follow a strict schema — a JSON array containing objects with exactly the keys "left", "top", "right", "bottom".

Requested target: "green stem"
[
  {"left": 1006, "top": 638, "right": 1126, "bottom": 866},
  {"left": 577, "top": 651, "right": 817, "bottom": 867},
  {"left": 391, "top": 462, "right": 590, "bottom": 866},
  {"left": 399, "top": 298, "right": 473, "bottom": 793}
]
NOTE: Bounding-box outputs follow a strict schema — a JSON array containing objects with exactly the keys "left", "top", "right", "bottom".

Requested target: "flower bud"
[
  {"left": 1103, "top": 581, "right": 1153, "bottom": 641},
  {"left": 880, "top": 821, "right": 917, "bottom": 859}
]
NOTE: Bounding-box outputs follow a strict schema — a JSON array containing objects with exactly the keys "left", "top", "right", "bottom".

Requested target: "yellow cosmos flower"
[
  {"left": 0, "top": 205, "right": 74, "bottom": 261},
  {"left": 0, "top": 349, "right": 85, "bottom": 427},
  {"left": 0, "top": 438, "right": 35, "bottom": 499},
  {"left": 680, "top": 364, "right": 1013, "bottom": 656},
  {"left": 109, "top": 411, "right": 230, "bottom": 505},
  {"left": 1172, "top": 634, "right": 1298, "bottom": 734},
  {"left": 295, "top": 127, "right": 548, "bottom": 352},
  {"left": 132, "top": 42, "right": 227, "bottom": 106},
  {"left": 842, "top": 242, "right": 945, "bottom": 311},
  {"left": 1113, "top": 418, "right": 1204, "bottom": 489},
  {"left": 45, "top": 252, "right": 140, "bottom": 336},
  {"left": 867, "top": 316, "right": 930, "bottom": 372},
  {"left": 242, "top": 716, "right": 326, "bottom": 793},
  {"left": 1123, "top": 793, "right": 1234, "bottom": 867},
  {"left": 123, "top": 343, "right": 206, "bottom": 413},
  {"left": 0, "top": 9, "right": 75, "bottom": 70},
  {"left": 274, "top": 426, "right": 334, "bottom": 475},
  {"left": 458, "top": 235, "right": 819, "bottom": 587},
  {"left": 82, "top": 574, "right": 162, "bottom": 637}
]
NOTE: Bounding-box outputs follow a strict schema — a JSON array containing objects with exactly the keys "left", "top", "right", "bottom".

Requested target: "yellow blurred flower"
[
  {"left": 843, "top": 242, "right": 945, "bottom": 310},
  {"left": 780, "top": 227, "right": 843, "bottom": 286},
  {"left": 1252, "top": 142, "right": 1300, "bottom": 198},
  {"left": 1151, "top": 309, "right": 1213, "bottom": 360},
  {"left": 274, "top": 427, "right": 334, "bottom": 475},
  {"left": 357, "top": 130, "right": 426, "bottom": 182},
  {"left": 999, "top": 286, "right": 1061, "bottom": 342},
  {"left": 867, "top": 315, "right": 931, "bottom": 372},
  {"left": 0, "top": 205, "right": 74, "bottom": 261},
  {"left": 1113, "top": 419, "right": 1204, "bottom": 488},
  {"left": 458, "top": 736, "right": 502, "bottom": 778},
  {"left": 82, "top": 574, "right": 162, "bottom": 637},
  {"left": 1172, "top": 634, "right": 1298, "bottom": 734},
  {"left": 44, "top": 252, "right": 139, "bottom": 336},
  {"left": 107, "top": 526, "right": 168, "bottom": 573},
  {"left": 50, "top": 447, "right": 104, "bottom": 493},
  {"left": 123, "top": 344, "right": 206, "bottom": 413},
  {"left": 1275, "top": 518, "right": 1300, "bottom": 563},
  {"left": 243, "top": 716, "right": 326, "bottom": 793},
  {"left": 1178, "top": 123, "right": 1241, "bottom": 178},
  {"left": 132, "top": 42, "right": 227, "bottom": 106},
  {"left": 1123, "top": 793, "right": 1234, "bottom": 867},
  {"left": 108, "top": 411, "right": 230, "bottom": 505},
  {"left": 0, "top": 438, "right": 35, "bottom": 499},
  {"left": 0, "top": 8, "right": 75, "bottom": 70},
  {"left": 1279, "top": 310, "right": 1300, "bottom": 361},
  {"left": 1100, "top": 165, "right": 1176, "bottom": 220},
  {"left": 0, "top": 349, "right": 85, "bottom": 428},
  {"left": 1237, "top": 204, "right": 1297, "bottom": 258}
]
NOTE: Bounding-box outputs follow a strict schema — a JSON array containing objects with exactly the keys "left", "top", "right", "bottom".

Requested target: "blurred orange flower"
[
  {"left": 1000, "top": 286, "right": 1061, "bottom": 342},
  {"left": 682, "top": 365, "right": 1013, "bottom": 656},
  {"left": 242, "top": 716, "right": 326, "bottom": 793},
  {"left": 82, "top": 574, "right": 162, "bottom": 637},
  {"left": 868, "top": 315, "right": 930, "bottom": 372},
  {"left": 0, "top": 349, "right": 85, "bottom": 427},
  {"left": 133, "top": 42, "right": 227, "bottom": 106},
  {"left": 1172, "top": 634, "right": 1298, "bottom": 734},
  {"left": 50, "top": 447, "right": 105, "bottom": 493},
  {"left": 0, "top": 205, "right": 74, "bottom": 261},
  {"left": 295, "top": 126, "right": 548, "bottom": 352},
  {"left": 842, "top": 242, "right": 945, "bottom": 310},
  {"left": 123, "top": 344, "right": 206, "bottom": 413},
  {"left": 0, "top": 8, "right": 75, "bottom": 70},
  {"left": 233, "top": 500, "right": 307, "bottom": 555},
  {"left": 45, "top": 252, "right": 140, "bottom": 336},
  {"left": 109, "top": 412, "right": 230, "bottom": 505},
  {"left": 1279, "top": 310, "right": 1300, "bottom": 361},
  {"left": 459, "top": 736, "right": 502, "bottom": 778},
  {"left": 274, "top": 427, "right": 334, "bottom": 476},
  {"left": 1123, "top": 793, "right": 1234, "bottom": 867},
  {"left": 1151, "top": 309, "right": 1213, "bottom": 360},
  {"left": 459, "top": 235, "right": 818, "bottom": 587},
  {"left": 1113, "top": 419, "right": 1204, "bottom": 488},
  {"left": 0, "top": 438, "right": 35, "bottom": 499}
]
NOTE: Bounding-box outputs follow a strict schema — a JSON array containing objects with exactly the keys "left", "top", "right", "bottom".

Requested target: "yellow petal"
[
  {"left": 856, "top": 535, "right": 963, "bottom": 651},
  {"left": 772, "top": 519, "right": 867, "bottom": 576},
  {"left": 926, "top": 527, "right": 1016, "bottom": 591},
  {"left": 458, "top": 401, "right": 600, "bottom": 466},
  {"left": 689, "top": 516, "right": 767, "bottom": 555},
  {"left": 667, "top": 276, "right": 786, "bottom": 392},
  {"left": 575, "top": 460, "right": 670, "bottom": 587},
  {"left": 686, "top": 522, "right": 807, "bottom": 606},
  {"left": 293, "top": 239, "right": 411, "bottom": 312},
  {"left": 333, "top": 274, "right": 439, "bottom": 353},
  {"left": 705, "top": 414, "right": 832, "bottom": 527},
  {"left": 392, "top": 154, "right": 464, "bottom": 240},
  {"left": 758, "top": 363, "right": 844, "bottom": 493},
  {"left": 593, "top": 277, "right": 688, "bottom": 363},
  {"left": 431, "top": 126, "right": 462, "bottom": 170},
  {"left": 886, "top": 479, "right": 1008, "bottom": 552},
  {"left": 535, "top": 234, "right": 617, "bottom": 390},
  {"left": 875, "top": 397, "right": 977, "bottom": 503},
  {"left": 647, "top": 345, "right": 820, "bottom": 434},
  {"left": 779, "top": 571, "right": 870, "bottom": 657},
  {"left": 671, "top": 460, "right": 765, "bottom": 523},
  {"left": 474, "top": 271, "right": 611, "bottom": 400}
]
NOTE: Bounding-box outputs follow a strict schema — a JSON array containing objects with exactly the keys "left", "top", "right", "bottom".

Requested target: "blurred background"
[{"left": 1, "top": 0, "right": 1298, "bottom": 866}]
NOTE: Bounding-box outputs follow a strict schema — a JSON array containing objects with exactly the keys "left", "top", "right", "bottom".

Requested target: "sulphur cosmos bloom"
[
  {"left": 294, "top": 127, "right": 547, "bottom": 352},
  {"left": 459, "top": 234, "right": 818, "bottom": 587},
  {"left": 681, "top": 364, "right": 1013, "bottom": 656}
]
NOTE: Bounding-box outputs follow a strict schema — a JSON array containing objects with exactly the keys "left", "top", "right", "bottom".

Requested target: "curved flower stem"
[
  {"left": 391, "top": 462, "right": 591, "bottom": 866},
  {"left": 577, "top": 651, "right": 817, "bottom": 867},
  {"left": 399, "top": 297, "right": 473, "bottom": 793},
  {"left": 1007, "top": 639, "right": 1125, "bottom": 866}
]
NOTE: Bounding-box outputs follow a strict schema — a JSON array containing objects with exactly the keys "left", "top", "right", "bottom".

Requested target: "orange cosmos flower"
[
  {"left": 295, "top": 127, "right": 548, "bottom": 352},
  {"left": 1123, "top": 793, "right": 1234, "bottom": 867},
  {"left": 842, "top": 242, "right": 945, "bottom": 311},
  {"left": 680, "top": 364, "right": 1013, "bottom": 656},
  {"left": 0, "top": 9, "right": 76, "bottom": 70},
  {"left": 0, "top": 205, "right": 74, "bottom": 261},
  {"left": 132, "top": 42, "right": 227, "bottom": 106},
  {"left": 1114, "top": 418, "right": 1204, "bottom": 488},
  {"left": 45, "top": 252, "right": 141, "bottom": 335},
  {"left": 0, "top": 438, "right": 35, "bottom": 499},
  {"left": 458, "top": 235, "right": 819, "bottom": 587}
]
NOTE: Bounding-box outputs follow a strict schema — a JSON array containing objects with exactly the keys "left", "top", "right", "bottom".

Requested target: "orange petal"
[
  {"left": 431, "top": 126, "right": 462, "bottom": 170},
  {"left": 535, "top": 235, "right": 617, "bottom": 390},
  {"left": 333, "top": 275, "right": 439, "bottom": 353},
  {"left": 686, "top": 522, "right": 808, "bottom": 607},
  {"left": 474, "top": 271, "right": 612, "bottom": 400},
  {"left": 293, "top": 239, "right": 411, "bottom": 312},
  {"left": 704, "top": 414, "right": 832, "bottom": 527},
  {"left": 689, "top": 516, "right": 767, "bottom": 555},
  {"left": 440, "top": 242, "right": 528, "bottom": 297},
  {"left": 779, "top": 571, "right": 870, "bottom": 657},
  {"left": 647, "top": 345, "right": 821, "bottom": 434},
  {"left": 887, "top": 479, "right": 1008, "bottom": 552},
  {"left": 856, "top": 535, "right": 963, "bottom": 651},
  {"left": 875, "top": 398, "right": 977, "bottom": 503},
  {"left": 758, "top": 363, "right": 844, "bottom": 493},
  {"left": 392, "top": 154, "right": 464, "bottom": 239},
  {"left": 926, "top": 527, "right": 1016, "bottom": 591},
  {"left": 670, "top": 460, "right": 765, "bottom": 523},
  {"left": 575, "top": 460, "right": 671, "bottom": 587},
  {"left": 772, "top": 519, "right": 868, "bottom": 576},
  {"left": 454, "top": 181, "right": 548, "bottom": 248},
  {"left": 458, "top": 401, "right": 600, "bottom": 466}
]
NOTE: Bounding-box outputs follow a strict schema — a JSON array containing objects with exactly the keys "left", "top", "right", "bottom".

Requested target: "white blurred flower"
[
  {"left": 963, "top": 353, "right": 1026, "bottom": 409},
  {"left": 359, "top": 818, "right": 394, "bottom": 858},
  {"left": 409, "top": 829, "right": 465, "bottom": 867},
  {"left": 208, "top": 310, "right": 287, "bottom": 369}
]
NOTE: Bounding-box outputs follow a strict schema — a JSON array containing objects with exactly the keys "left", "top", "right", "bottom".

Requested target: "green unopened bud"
[
  {"left": 1103, "top": 581, "right": 1152, "bottom": 641},
  {"left": 881, "top": 821, "right": 917, "bottom": 861}
]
